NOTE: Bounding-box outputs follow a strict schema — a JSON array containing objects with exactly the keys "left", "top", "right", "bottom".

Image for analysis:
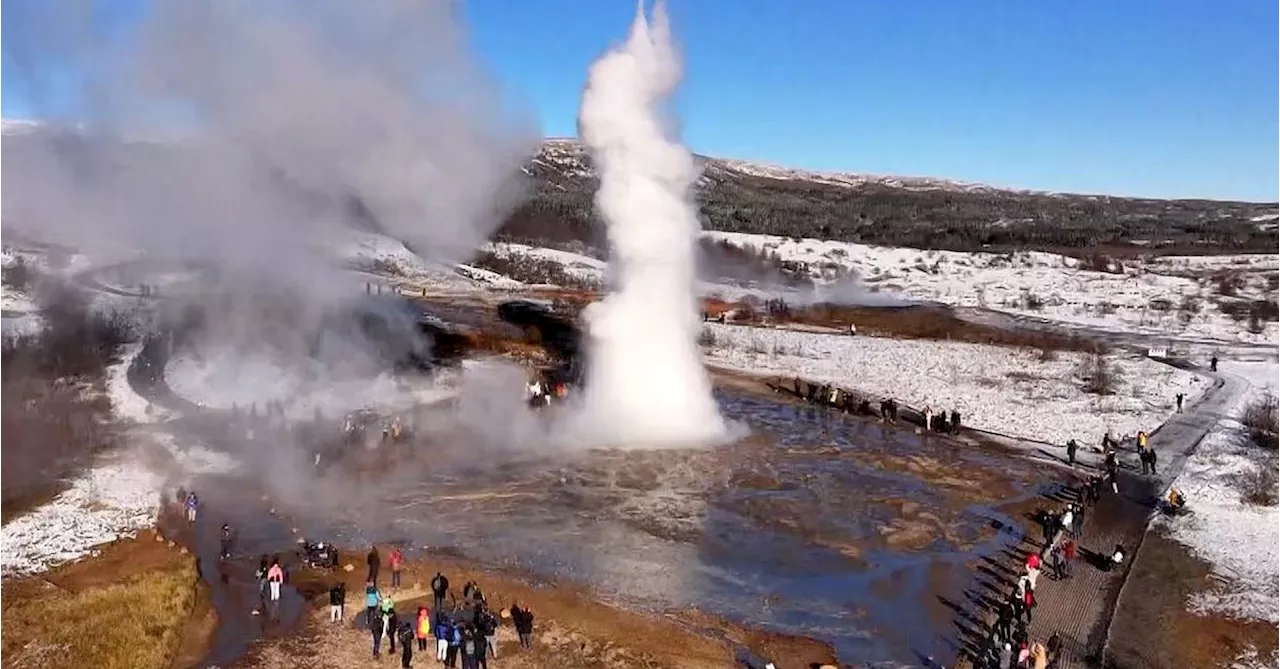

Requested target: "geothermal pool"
[{"left": 175, "top": 384, "right": 1051, "bottom": 666}]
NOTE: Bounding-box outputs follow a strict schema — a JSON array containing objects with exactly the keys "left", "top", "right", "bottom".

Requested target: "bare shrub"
[
  {"left": 1213, "top": 270, "right": 1245, "bottom": 297},
  {"left": 1024, "top": 291, "right": 1045, "bottom": 311},
  {"left": 1, "top": 285, "right": 132, "bottom": 519},
  {"left": 2, "top": 256, "right": 35, "bottom": 291},
  {"left": 1080, "top": 350, "right": 1117, "bottom": 395},
  {"left": 1241, "top": 393, "right": 1279, "bottom": 450},
  {"left": 1079, "top": 253, "right": 1122, "bottom": 274},
  {"left": 470, "top": 251, "right": 600, "bottom": 291},
  {"left": 697, "top": 327, "right": 717, "bottom": 348},
  {"left": 1241, "top": 458, "right": 1278, "bottom": 506}
]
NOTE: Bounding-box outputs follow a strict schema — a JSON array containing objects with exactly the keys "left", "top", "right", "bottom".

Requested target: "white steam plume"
[
  {"left": 2, "top": 0, "right": 537, "bottom": 297},
  {"left": 574, "top": 1, "right": 727, "bottom": 447}
]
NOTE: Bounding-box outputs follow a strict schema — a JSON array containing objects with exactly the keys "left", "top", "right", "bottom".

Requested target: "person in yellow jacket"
[
  {"left": 415, "top": 606, "right": 431, "bottom": 652},
  {"left": 1137, "top": 431, "right": 1149, "bottom": 450}
]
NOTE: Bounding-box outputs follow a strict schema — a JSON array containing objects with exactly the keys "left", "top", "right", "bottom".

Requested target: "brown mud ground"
[
  {"left": 240, "top": 548, "right": 838, "bottom": 669},
  {"left": 1106, "top": 529, "right": 1279, "bottom": 669}
]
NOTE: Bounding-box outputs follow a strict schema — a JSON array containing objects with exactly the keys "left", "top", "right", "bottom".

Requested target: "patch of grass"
[{"left": 1, "top": 539, "right": 198, "bottom": 669}]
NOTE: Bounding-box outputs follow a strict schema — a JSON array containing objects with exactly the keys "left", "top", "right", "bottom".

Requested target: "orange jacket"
[{"left": 416, "top": 612, "right": 431, "bottom": 638}]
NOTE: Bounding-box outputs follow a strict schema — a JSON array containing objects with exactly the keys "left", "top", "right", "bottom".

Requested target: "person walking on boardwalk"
[
  {"left": 1061, "top": 538, "right": 1077, "bottom": 579},
  {"left": 1048, "top": 541, "right": 1066, "bottom": 580},
  {"left": 1025, "top": 553, "right": 1042, "bottom": 590}
]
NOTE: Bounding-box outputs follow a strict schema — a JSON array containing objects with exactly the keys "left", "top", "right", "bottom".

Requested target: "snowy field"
[
  {"left": 701, "top": 322, "right": 1210, "bottom": 446},
  {"left": 0, "top": 349, "right": 165, "bottom": 575},
  {"left": 701, "top": 231, "right": 1278, "bottom": 344},
  {"left": 0, "top": 452, "right": 166, "bottom": 576},
  {"left": 1159, "top": 361, "right": 1279, "bottom": 625}
]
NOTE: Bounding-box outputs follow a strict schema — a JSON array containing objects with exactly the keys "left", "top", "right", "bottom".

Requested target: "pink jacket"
[{"left": 268, "top": 564, "right": 284, "bottom": 582}]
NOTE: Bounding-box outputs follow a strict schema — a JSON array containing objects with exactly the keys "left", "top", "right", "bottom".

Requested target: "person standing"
[
  {"left": 184, "top": 492, "right": 199, "bottom": 523},
  {"left": 1210, "top": 355, "right": 1218, "bottom": 372},
  {"left": 255, "top": 555, "right": 269, "bottom": 599},
  {"left": 1025, "top": 553, "right": 1042, "bottom": 590},
  {"left": 369, "top": 606, "right": 384, "bottom": 657},
  {"left": 364, "top": 581, "right": 381, "bottom": 629},
  {"left": 267, "top": 557, "right": 284, "bottom": 602},
  {"left": 1062, "top": 538, "right": 1077, "bottom": 578},
  {"left": 431, "top": 572, "right": 450, "bottom": 613},
  {"left": 434, "top": 613, "right": 451, "bottom": 663},
  {"left": 447, "top": 621, "right": 463, "bottom": 668},
  {"left": 329, "top": 582, "right": 346, "bottom": 623},
  {"left": 1176, "top": 393, "right": 1185, "bottom": 413},
  {"left": 367, "top": 546, "right": 381, "bottom": 586},
  {"left": 389, "top": 546, "right": 404, "bottom": 589},
  {"left": 415, "top": 606, "right": 431, "bottom": 652},
  {"left": 398, "top": 621, "right": 415, "bottom": 669},
  {"left": 1066, "top": 439, "right": 1078, "bottom": 466},
  {"left": 513, "top": 604, "right": 534, "bottom": 649},
  {"left": 923, "top": 405, "right": 934, "bottom": 432},
  {"left": 950, "top": 409, "right": 961, "bottom": 434}
]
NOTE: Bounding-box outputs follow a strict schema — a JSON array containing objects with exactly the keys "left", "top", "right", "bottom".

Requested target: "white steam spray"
[{"left": 574, "top": 0, "right": 727, "bottom": 447}]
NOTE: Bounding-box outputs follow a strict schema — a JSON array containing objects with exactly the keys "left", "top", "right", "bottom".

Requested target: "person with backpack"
[
  {"left": 398, "top": 621, "right": 415, "bottom": 668},
  {"left": 389, "top": 546, "right": 405, "bottom": 589},
  {"left": 431, "top": 572, "right": 450, "bottom": 613},
  {"left": 1048, "top": 542, "right": 1065, "bottom": 581},
  {"left": 481, "top": 608, "right": 498, "bottom": 660},
  {"left": 329, "top": 582, "right": 346, "bottom": 623},
  {"left": 446, "top": 620, "right": 463, "bottom": 668},
  {"left": 364, "top": 581, "right": 381, "bottom": 629}
]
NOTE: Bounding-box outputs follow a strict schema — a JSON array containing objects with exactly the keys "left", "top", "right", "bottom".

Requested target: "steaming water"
[{"left": 178, "top": 387, "right": 1046, "bottom": 666}]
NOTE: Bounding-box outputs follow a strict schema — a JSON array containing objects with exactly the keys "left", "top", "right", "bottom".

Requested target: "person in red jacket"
[
  {"left": 1025, "top": 552, "right": 1042, "bottom": 590},
  {"left": 389, "top": 547, "right": 405, "bottom": 589}
]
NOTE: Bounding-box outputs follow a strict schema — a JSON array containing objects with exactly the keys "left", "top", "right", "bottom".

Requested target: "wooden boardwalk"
[{"left": 948, "top": 369, "right": 1239, "bottom": 669}]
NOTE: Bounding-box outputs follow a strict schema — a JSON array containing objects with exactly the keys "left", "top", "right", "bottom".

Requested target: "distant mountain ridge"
[{"left": 510, "top": 138, "right": 1277, "bottom": 254}]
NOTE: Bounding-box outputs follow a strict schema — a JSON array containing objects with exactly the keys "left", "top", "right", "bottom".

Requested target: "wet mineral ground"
[{"left": 177, "top": 383, "right": 1061, "bottom": 668}]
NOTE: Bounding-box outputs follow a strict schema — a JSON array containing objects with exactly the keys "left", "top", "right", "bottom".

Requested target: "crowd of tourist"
[
  {"left": 784, "top": 376, "right": 963, "bottom": 434},
  {"left": 343, "top": 546, "right": 538, "bottom": 668}
]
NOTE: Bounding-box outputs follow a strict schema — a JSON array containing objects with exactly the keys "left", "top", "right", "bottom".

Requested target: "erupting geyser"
[{"left": 575, "top": 1, "right": 727, "bottom": 447}]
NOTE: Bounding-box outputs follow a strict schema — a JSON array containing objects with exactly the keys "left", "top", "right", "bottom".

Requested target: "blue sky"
[{"left": 4, "top": 1, "right": 1277, "bottom": 201}]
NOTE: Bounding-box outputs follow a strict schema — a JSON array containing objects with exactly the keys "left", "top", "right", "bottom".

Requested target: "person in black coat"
[{"left": 366, "top": 546, "right": 380, "bottom": 585}]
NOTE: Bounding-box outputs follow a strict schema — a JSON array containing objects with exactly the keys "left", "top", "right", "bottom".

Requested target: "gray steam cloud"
[{"left": 2, "top": 0, "right": 538, "bottom": 295}]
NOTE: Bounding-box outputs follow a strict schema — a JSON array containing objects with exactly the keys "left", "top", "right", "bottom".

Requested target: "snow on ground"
[
  {"left": 701, "top": 231, "right": 1278, "bottom": 344},
  {"left": 701, "top": 322, "right": 1209, "bottom": 446},
  {"left": 327, "top": 230, "right": 481, "bottom": 292},
  {"left": 485, "top": 241, "right": 608, "bottom": 284},
  {"left": 106, "top": 343, "right": 171, "bottom": 423},
  {"left": 1159, "top": 361, "right": 1279, "bottom": 624},
  {"left": 0, "top": 450, "right": 166, "bottom": 575}
]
